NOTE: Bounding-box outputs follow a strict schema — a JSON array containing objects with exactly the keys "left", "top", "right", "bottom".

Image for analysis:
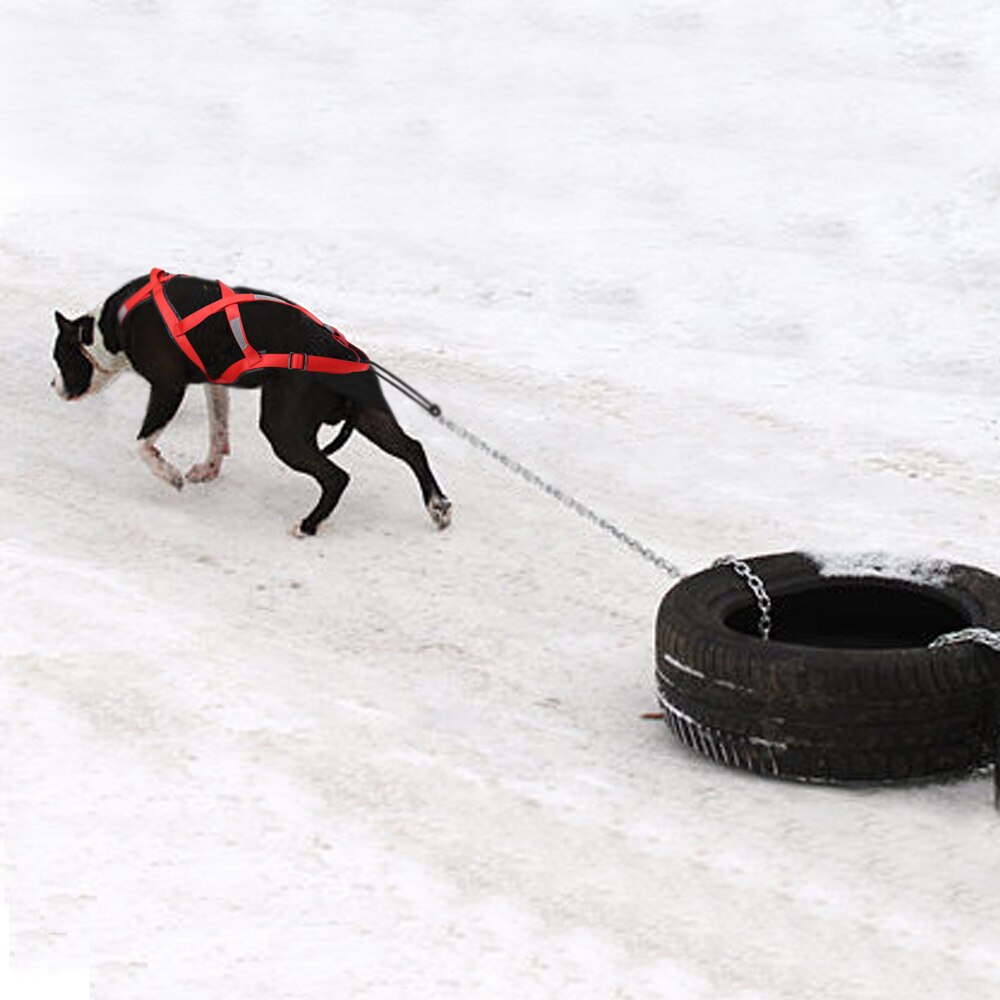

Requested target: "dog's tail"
[{"left": 321, "top": 416, "right": 355, "bottom": 455}]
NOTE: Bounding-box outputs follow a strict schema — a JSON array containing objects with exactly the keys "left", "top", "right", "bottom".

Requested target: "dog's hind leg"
[
  {"left": 260, "top": 385, "right": 350, "bottom": 536},
  {"left": 354, "top": 407, "right": 452, "bottom": 529},
  {"left": 187, "top": 384, "right": 231, "bottom": 483},
  {"left": 137, "top": 382, "right": 187, "bottom": 490}
]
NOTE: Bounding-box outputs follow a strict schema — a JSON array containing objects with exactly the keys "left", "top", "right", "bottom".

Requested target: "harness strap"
[{"left": 117, "top": 268, "right": 369, "bottom": 383}]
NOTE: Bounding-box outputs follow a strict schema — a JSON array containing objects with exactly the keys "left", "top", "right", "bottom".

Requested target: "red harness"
[{"left": 117, "top": 268, "right": 370, "bottom": 384}]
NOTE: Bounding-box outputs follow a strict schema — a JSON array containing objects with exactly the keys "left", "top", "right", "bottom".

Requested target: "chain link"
[
  {"left": 714, "top": 555, "right": 772, "bottom": 640},
  {"left": 929, "top": 627, "right": 1000, "bottom": 653},
  {"left": 436, "top": 414, "right": 683, "bottom": 578}
]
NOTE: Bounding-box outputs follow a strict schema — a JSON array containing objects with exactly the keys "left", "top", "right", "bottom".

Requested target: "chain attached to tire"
[
  {"left": 369, "top": 361, "right": 683, "bottom": 578},
  {"left": 438, "top": 414, "right": 683, "bottom": 577},
  {"left": 929, "top": 627, "right": 1000, "bottom": 654},
  {"left": 376, "top": 363, "right": 1000, "bottom": 807},
  {"left": 714, "top": 556, "right": 772, "bottom": 640}
]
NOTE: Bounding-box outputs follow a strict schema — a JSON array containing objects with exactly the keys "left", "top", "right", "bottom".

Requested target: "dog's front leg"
[
  {"left": 187, "top": 384, "right": 230, "bottom": 483},
  {"left": 137, "top": 383, "right": 187, "bottom": 490}
]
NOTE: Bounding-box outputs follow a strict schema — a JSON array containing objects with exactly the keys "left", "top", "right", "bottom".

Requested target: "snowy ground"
[{"left": 4, "top": 1, "right": 1000, "bottom": 997}]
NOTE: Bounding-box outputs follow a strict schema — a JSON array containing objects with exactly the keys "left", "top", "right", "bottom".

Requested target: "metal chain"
[
  {"left": 370, "top": 362, "right": 683, "bottom": 577},
  {"left": 714, "top": 556, "right": 772, "bottom": 640},
  {"left": 929, "top": 627, "right": 1000, "bottom": 653},
  {"left": 436, "top": 414, "right": 683, "bottom": 578}
]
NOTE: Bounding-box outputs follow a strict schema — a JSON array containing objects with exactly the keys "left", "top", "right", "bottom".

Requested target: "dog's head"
[{"left": 51, "top": 309, "right": 127, "bottom": 399}]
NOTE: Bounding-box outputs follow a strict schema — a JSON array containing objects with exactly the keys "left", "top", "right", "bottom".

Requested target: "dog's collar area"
[
  {"left": 79, "top": 343, "right": 115, "bottom": 375},
  {"left": 116, "top": 268, "right": 370, "bottom": 385},
  {"left": 78, "top": 304, "right": 129, "bottom": 379}
]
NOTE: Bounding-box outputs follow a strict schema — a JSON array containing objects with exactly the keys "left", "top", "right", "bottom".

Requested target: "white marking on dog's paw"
[
  {"left": 138, "top": 437, "right": 184, "bottom": 490},
  {"left": 289, "top": 522, "right": 308, "bottom": 539},
  {"left": 186, "top": 459, "right": 222, "bottom": 483},
  {"left": 164, "top": 465, "right": 185, "bottom": 490},
  {"left": 428, "top": 497, "right": 452, "bottom": 530}
]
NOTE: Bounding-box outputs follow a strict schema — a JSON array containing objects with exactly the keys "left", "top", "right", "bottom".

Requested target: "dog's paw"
[
  {"left": 186, "top": 459, "right": 222, "bottom": 483},
  {"left": 289, "top": 521, "right": 315, "bottom": 539},
  {"left": 428, "top": 496, "right": 452, "bottom": 530},
  {"left": 162, "top": 464, "right": 185, "bottom": 491},
  {"left": 138, "top": 441, "right": 185, "bottom": 491}
]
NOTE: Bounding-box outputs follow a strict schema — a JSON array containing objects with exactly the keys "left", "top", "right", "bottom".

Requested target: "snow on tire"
[{"left": 654, "top": 551, "right": 1000, "bottom": 783}]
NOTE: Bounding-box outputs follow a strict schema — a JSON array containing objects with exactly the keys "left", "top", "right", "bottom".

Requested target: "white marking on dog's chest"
[{"left": 84, "top": 302, "right": 131, "bottom": 390}]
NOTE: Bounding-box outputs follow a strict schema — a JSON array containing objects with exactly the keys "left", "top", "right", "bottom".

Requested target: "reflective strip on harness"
[
  {"left": 228, "top": 312, "right": 249, "bottom": 350},
  {"left": 116, "top": 268, "right": 369, "bottom": 383}
]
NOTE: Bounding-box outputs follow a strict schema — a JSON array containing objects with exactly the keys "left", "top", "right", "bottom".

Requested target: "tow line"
[{"left": 371, "top": 360, "right": 683, "bottom": 579}]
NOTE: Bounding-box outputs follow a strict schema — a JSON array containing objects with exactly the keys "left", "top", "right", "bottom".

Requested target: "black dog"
[{"left": 51, "top": 270, "right": 451, "bottom": 536}]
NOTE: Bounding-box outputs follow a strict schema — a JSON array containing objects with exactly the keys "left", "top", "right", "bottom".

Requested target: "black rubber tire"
[{"left": 655, "top": 552, "right": 1000, "bottom": 784}]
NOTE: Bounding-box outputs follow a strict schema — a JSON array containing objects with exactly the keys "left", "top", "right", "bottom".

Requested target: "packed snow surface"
[
  {"left": 809, "top": 551, "right": 954, "bottom": 585},
  {"left": 4, "top": 1, "right": 1000, "bottom": 998}
]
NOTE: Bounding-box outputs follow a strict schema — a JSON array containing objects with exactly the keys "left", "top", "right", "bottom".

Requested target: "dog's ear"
[{"left": 54, "top": 310, "right": 95, "bottom": 346}]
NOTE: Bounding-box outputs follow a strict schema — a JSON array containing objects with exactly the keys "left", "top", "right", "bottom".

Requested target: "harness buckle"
[{"left": 288, "top": 353, "right": 307, "bottom": 371}]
